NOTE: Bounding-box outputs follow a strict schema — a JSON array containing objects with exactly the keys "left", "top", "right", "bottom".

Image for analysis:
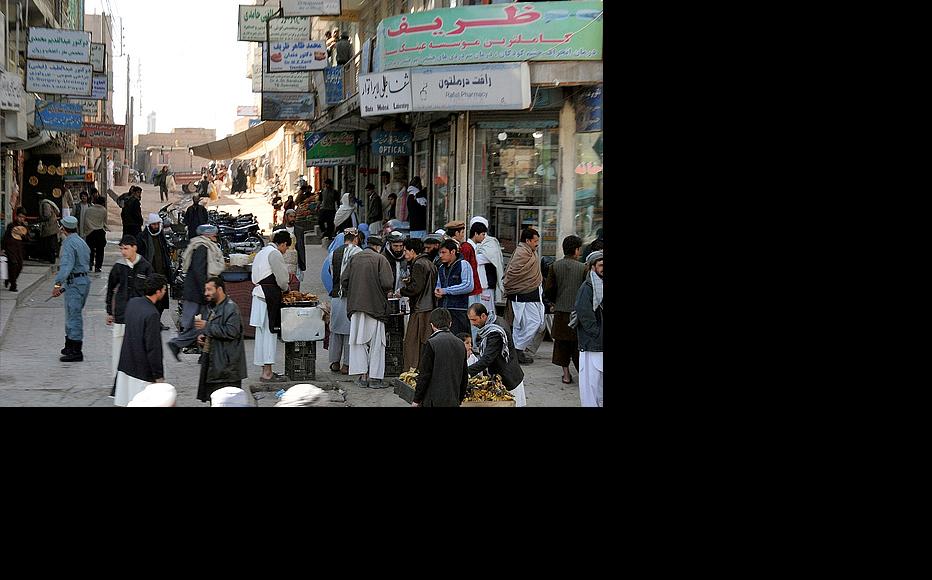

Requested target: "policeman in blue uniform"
[{"left": 52, "top": 215, "right": 92, "bottom": 362}]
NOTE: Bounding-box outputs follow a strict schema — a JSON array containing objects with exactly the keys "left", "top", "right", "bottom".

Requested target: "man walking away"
[
  {"left": 81, "top": 195, "right": 106, "bottom": 274},
  {"left": 195, "top": 277, "right": 248, "bottom": 403},
  {"left": 575, "top": 251, "right": 603, "bottom": 407},
  {"left": 400, "top": 238, "right": 437, "bottom": 371},
  {"left": 1, "top": 208, "right": 28, "bottom": 292},
  {"left": 113, "top": 273, "right": 168, "bottom": 406},
  {"left": 328, "top": 228, "right": 363, "bottom": 374},
  {"left": 38, "top": 192, "right": 61, "bottom": 263},
  {"left": 434, "top": 239, "right": 474, "bottom": 337},
  {"left": 137, "top": 213, "right": 173, "bottom": 327},
  {"left": 52, "top": 216, "right": 92, "bottom": 362},
  {"left": 157, "top": 165, "right": 170, "bottom": 202},
  {"left": 545, "top": 235, "right": 587, "bottom": 384},
  {"left": 318, "top": 178, "right": 338, "bottom": 240},
  {"left": 121, "top": 186, "right": 144, "bottom": 240},
  {"left": 184, "top": 193, "right": 210, "bottom": 240},
  {"left": 250, "top": 230, "right": 292, "bottom": 382},
  {"left": 412, "top": 308, "right": 469, "bottom": 407},
  {"left": 106, "top": 235, "right": 154, "bottom": 377},
  {"left": 366, "top": 183, "right": 383, "bottom": 237},
  {"left": 168, "top": 224, "right": 224, "bottom": 358},
  {"left": 341, "top": 235, "right": 394, "bottom": 388},
  {"left": 504, "top": 228, "right": 544, "bottom": 364},
  {"left": 466, "top": 303, "right": 527, "bottom": 407}
]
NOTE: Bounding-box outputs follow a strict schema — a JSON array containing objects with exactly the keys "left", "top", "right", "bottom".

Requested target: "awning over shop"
[{"left": 189, "top": 121, "right": 284, "bottom": 160}]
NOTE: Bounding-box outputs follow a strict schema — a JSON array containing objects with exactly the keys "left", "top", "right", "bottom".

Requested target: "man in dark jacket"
[
  {"left": 106, "top": 235, "right": 155, "bottom": 378},
  {"left": 318, "top": 178, "right": 338, "bottom": 239},
  {"left": 400, "top": 238, "right": 437, "bottom": 371},
  {"left": 194, "top": 277, "right": 248, "bottom": 403},
  {"left": 137, "top": 213, "right": 173, "bottom": 325},
  {"left": 412, "top": 308, "right": 469, "bottom": 407},
  {"left": 341, "top": 235, "right": 394, "bottom": 388},
  {"left": 157, "top": 166, "right": 170, "bottom": 202},
  {"left": 121, "top": 186, "right": 144, "bottom": 240},
  {"left": 406, "top": 180, "right": 428, "bottom": 238},
  {"left": 365, "top": 183, "right": 383, "bottom": 236},
  {"left": 575, "top": 251, "right": 603, "bottom": 407},
  {"left": 184, "top": 194, "right": 210, "bottom": 240},
  {"left": 467, "top": 303, "right": 526, "bottom": 407},
  {"left": 113, "top": 273, "right": 167, "bottom": 406}
]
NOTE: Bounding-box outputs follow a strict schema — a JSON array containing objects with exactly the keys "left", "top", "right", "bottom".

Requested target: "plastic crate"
[
  {"left": 284, "top": 340, "right": 316, "bottom": 381},
  {"left": 384, "top": 315, "right": 405, "bottom": 377}
]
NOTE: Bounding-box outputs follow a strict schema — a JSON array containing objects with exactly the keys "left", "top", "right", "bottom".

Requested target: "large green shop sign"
[
  {"left": 306, "top": 132, "right": 356, "bottom": 167},
  {"left": 375, "top": 1, "right": 602, "bottom": 71}
]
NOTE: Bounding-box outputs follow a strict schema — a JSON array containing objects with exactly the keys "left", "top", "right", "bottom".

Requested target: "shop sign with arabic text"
[
  {"left": 371, "top": 130, "right": 412, "bottom": 156},
  {"left": 306, "top": 131, "right": 356, "bottom": 167},
  {"left": 79, "top": 122, "right": 125, "bottom": 149},
  {"left": 359, "top": 70, "right": 412, "bottom": 117},
  {"left": 376, "top": 1, "right": 602, "bottom": 71}
]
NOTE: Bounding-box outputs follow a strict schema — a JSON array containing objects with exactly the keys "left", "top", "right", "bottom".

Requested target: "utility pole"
[{"left": 123, "top": 53, "right": 132, "bottom": 184}]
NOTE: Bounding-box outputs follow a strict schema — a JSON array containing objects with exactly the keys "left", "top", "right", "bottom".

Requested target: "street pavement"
[{"left": 0, "top": 182, "right": 581, "bottom": 407}]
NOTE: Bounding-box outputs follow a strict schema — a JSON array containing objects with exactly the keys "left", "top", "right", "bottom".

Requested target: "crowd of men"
[
  {"left": 4, "top": 176, "right": 603, "bottom": 407},
  {"left": 324, "top": 215, "right": 604, "bottom": 407}
]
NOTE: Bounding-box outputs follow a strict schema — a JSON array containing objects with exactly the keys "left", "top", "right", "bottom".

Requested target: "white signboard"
[
  {"left": 26, "top": 60, "right": 93, "bottom": 96},
  {"left": 27, "top": 27, "right": 91, "bottom": 64},
  {"left": 237, "top": 106, "right": 259, "bottom": 117},
  {"left": 0, "top": 70, "right": 23, "bottom": 111},
  {"left": 262, "top": 72, "right": 312, "bottom": 93},
  {"left": 267, "top": 40, "right": 328, "bottom": 72},
  {"left": 69, "top": 99, "right": 100, "bottom": 117},
  {"left": 90, "top": 43, "right": 105, "bottom": 73},
  {"left": 359, "top": 70, "right": 412, "bottom": 117},
  {"left": 238, "top": 5, "right": 310, "bottom": 42},
  {"left": 410, "top": 62, "right": 531, "bottom": 112},
  {"left": 279, "top": 0, "right": 341, "bottom": 16}
]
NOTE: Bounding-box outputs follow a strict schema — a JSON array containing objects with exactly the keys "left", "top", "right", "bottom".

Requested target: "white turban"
[
  {"left": 275, "top": 384, "right": 326, "bottom": 407},
  {"left": 127, "top": 383, "right": 177, "bottom": 407},
  {"left": 147, "top": 213, "right": 162, "bottom": 225},
  {"left": 211, "top": 387, "right": 252, "bottom": 407}
]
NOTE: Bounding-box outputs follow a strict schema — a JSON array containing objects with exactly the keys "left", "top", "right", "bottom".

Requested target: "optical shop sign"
[{"left": 375, "top": 1, "right": 602, "bottom": 71}]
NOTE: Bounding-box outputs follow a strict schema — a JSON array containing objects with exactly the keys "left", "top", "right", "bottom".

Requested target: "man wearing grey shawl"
[
  {"left": 575, "top": 251, "right": 603, "bottom": 407},
  {"left": 467, "top": 303, "right": 527, "bottom": 407}
]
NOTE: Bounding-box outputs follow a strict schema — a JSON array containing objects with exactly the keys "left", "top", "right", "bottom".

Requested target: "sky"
[{"left": 86, "top": 0, "right": 257, "bottom": 139}]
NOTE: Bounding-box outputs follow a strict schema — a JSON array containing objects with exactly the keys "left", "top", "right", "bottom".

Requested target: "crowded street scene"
[{"left": 0, "top": 0, "right": 603, "bottom": 407}]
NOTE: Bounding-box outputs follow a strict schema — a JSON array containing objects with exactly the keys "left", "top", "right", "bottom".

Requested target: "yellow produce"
[{"left": 464, "top": 374, "right": 515, "bottom": 402}]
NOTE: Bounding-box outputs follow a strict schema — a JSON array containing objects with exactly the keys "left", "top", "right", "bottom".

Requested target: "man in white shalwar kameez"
[
  {"left": 504, "top": 228, "right": 545, "bottom": 364},
  {"left": 250, "top": 230, "right": 292, "bottom": 382},
  {"left": 340, "top": 235, "right": 395, "bottom": 388}
]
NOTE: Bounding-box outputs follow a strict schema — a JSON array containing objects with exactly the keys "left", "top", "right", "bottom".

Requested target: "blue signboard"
[
  {"left": 371, "top": 130, "right": 411, "bottom": 157},
  {"left": 324, "top": 67, "right": 344, "bottom": 106},
  {"left": 35, "top": 100, "right": 83, "bottom": 133},
  {"left": 575, "top": 85, "right": 602, "bottom": 133},
  {"left": 249, "top": 118, "right": 262, "bottom": 128}
]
